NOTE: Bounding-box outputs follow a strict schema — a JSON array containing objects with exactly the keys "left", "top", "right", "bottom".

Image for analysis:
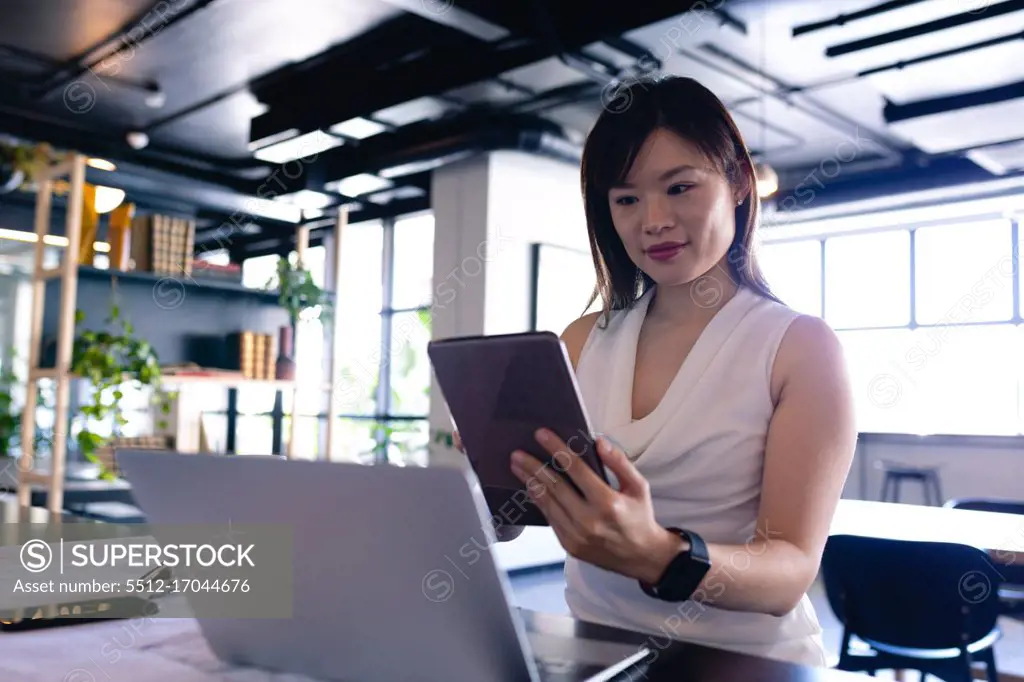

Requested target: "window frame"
[
  {"left": 232, "top": 211, "right": 434, "bottom": 462},
  {"left": 760, "top": 214, "right": 1023, "bottom": 437}
]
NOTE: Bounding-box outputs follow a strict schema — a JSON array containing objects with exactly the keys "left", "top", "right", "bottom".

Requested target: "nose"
[{"left": 641, "top": 194, "right": 674, "bottom": 235}]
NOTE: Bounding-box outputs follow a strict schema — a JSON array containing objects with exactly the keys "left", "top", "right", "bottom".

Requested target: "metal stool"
[{"left": 878, "top": 462, "right": 943, "bottom": 506}]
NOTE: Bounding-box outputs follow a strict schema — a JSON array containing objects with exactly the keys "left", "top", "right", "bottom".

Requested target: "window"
[
  {"left": 914, "top": 220, "right": 1013, "bottom": 324},
  {"left": 242, "top": 254, "right": 281, "bottom": 289},
  {"left": 758, "top": 240, "right": 822, "bottom": 317},
  {"left": 825, "top": 230, "right": 911, "bottom": 329},
  {"left": 391, "top": 213, "right": 435, "bottom": 310},
  {"left": 763, "top": 216, "right": 1024, "bottom": 437},
  {"left": 242, "top": 214, "right": 435, "bottom": 463}
]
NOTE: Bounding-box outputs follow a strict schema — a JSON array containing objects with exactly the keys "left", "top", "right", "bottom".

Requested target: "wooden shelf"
[
  {"left": 73, "top": 265, "right": 282, "bottom": 303},
  {"left": 160, "top": 373, "right": 297, "bottom": 390},
  {"left": 30, "top": 367, "right": 299, "bottom": 391}
]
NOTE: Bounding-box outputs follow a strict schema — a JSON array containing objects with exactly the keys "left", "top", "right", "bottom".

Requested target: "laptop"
[{"left": 116, "top": 451, "right": 652, "bottom": 682}]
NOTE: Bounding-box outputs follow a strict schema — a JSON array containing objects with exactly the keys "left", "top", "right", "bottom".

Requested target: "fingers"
[
  {"left": 511, "top": 450, "right": 591, "bottom": 521},
  {"left": 453, "top": 430, "right": 464, "bottom": 453},
  {"left": 595, "top": 437, "right": 649, "bottom": 497},
  {"left": 512, "top": 460, "right": 586, "bottom": 548},
  {"left": 532, "top": 428, "right": 613, "bottom": 504}
]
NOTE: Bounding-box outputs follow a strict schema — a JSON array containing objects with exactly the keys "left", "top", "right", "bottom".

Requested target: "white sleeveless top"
[{"left": 564, "top": 284, "right": 828, "bottom": 667}]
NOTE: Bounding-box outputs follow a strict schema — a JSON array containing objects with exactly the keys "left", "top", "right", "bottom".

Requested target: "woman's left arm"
[
  {"left": 511, "top": 315, "right": 857, "bottom": 618},
  {"left": 682, "top": 315, "right": 858, "bottom": 615}
]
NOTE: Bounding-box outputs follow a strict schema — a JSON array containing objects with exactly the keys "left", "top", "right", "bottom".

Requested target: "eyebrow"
[{"left": 611, "top": 164, "right": 700, "bottom": 188}]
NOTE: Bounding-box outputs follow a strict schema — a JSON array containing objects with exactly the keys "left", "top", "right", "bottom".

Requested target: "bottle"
[{"left": 275, "top": 325, "right": 296, "bottom": 381}]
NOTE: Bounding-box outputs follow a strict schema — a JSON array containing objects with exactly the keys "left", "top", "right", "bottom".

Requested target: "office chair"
[
  {"left": 821, "top": 534, "right": 1002, "bottom": 682},
  {"left": 945, "top": 498, "right": 1024, "bottom": 621}
]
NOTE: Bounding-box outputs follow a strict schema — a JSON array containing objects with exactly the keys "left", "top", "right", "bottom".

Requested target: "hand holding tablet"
[{"left": 427, "top": 331, "right": 609, "bottom": 526}]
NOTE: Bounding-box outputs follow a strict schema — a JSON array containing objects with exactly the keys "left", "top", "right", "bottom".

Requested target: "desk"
[
  {"left": 0, "top": 495, "right": 863, "bottom": 682},
  {"left": 832, "top": 499, "right": 1024, "bottom": 564},
  {"left": 0, "top": 608, "right": 866, "bottom": 682}
]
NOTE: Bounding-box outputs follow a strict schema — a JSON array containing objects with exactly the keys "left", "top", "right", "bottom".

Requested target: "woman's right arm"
[{"left": 458, "top": 312, "right": 602, "bottom": 543}]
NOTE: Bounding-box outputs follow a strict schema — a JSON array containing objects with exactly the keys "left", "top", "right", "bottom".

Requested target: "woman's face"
[{"left": 607, "top": 127, "right": 741, "bottom": 287}]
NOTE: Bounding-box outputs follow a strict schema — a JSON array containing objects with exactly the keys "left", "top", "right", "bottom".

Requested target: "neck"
[{"left": 647, "top": 269, "right": 740, "bottom": 325}]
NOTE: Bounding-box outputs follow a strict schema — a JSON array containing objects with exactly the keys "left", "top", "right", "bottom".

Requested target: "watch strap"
[{"left": 639, "top": 527, "right": 710, "bottom": 601}]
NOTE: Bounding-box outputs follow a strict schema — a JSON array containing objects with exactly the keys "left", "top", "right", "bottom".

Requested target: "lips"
[{"left": 646, "top": 242, "right": 687, "bottom": 261}]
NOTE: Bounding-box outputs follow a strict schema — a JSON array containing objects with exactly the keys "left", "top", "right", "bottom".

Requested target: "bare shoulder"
[
  {"left": 560, "top": 311, "right": 602, "bottom": 370},
  {"left": 771, "top": 314, "right": 850, "bottom": 404}
]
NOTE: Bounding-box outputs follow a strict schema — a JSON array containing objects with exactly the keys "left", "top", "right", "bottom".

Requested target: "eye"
[
  {"left": 667, "top": 183, "right": 692, "bottom": 195},
  {"left": 612, "top": 195, "right": 638, "bottom": 206}
]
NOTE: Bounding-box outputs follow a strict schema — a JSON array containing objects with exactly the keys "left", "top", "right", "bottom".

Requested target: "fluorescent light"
[
  {"left": 365, "top": 186, "right": 426, "bottom": 204},
  {"left": 94, "top": 186, "right": 125, "bottom": 214},
  {"left": 325, "top": 173, "right": 392, "bottom": 197},
  {"left": 0, "top": 228, "right": 109, "bottom": 252},
  {"left": 274, "top": 189, "right": 335, "bottom": 211},
  {"left": 378, "top": 151, "right": 473, "bottom": 179},
  {"left": 248, "top": 128, "right": 300, "bottom": 152},
  {"left": 87, "top": 158, "right": 117, "bottom": 172},
  {"left": 252, "top": 130, "right": 342, "bottom": 163},
  {"left": 329, "top": 117, "right": 387, "bottom": 140}
]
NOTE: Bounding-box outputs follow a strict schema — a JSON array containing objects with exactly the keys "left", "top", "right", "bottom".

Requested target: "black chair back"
[
  {"left": 946, "top": 498, "right": 1024, "bottom": 516},
  {"left": 945, "top": 498, "right": 1024, "bottom": 586},
  {"left": 821, "top": 535, "right": 1002, "bottom": 651}
]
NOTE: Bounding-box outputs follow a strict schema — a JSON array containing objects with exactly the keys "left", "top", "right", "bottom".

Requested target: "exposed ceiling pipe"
[
  {"left": 792, "top": 0, "right": 930, "bottom": 37},
  {"left": 785, "top": 29, "right": 1024, "bottom": 95},
  {"left": 684, "top": 45, "right": 905, "bottom": 166},
  {"left": 825, "top": 0, "right": 1024, "bottom": 57},
  {"left": 883, "top": 79, "right": 1024, "bottom": 124}
]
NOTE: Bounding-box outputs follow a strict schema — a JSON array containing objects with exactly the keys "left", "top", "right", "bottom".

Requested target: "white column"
[{"left": 427, "top": 150, "right": 587, "bottom": 571}]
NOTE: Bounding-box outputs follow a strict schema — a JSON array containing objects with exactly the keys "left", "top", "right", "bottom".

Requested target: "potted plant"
[
  {"left": 71, "top": 302, "right": 174, "bottom": 480},
  {"left": 267, "top": 254, "right": 333, "bottom": 380},
  {"left": 0, "top": 140, "right": 68, "bottom": 194}
]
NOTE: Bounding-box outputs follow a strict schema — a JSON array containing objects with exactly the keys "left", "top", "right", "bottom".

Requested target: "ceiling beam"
[
  {"left": 375, "top": 0, "right": 510, "bottom": 41},
  {"left": 269, "top": 111, "right": 575, "bottom": 197},
  {"left": 248, "top": 0, "right": 697, "bottom": 144},
  {"left": 826, "top": 0, "right": 1024, "bottom": 57},
  {"left": 883, "top": 79, "right": 1024, "bottom": 123},
  {"left": 0, "top": 104, "right": 264, "bottom": 193},
  {"left": 211, "top": 196, "right": 431, "bottom": 257}
]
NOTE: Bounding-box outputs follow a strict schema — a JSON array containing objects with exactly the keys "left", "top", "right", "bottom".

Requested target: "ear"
[{"left": 731, "top": 158, "right": 754, "bottom": 206}]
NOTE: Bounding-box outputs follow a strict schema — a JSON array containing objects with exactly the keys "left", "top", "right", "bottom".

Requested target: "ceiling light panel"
[
  {"left": 328, "top": 117, "right": 388, "bottom": 139},
  {"left": 325, "top": 174, "right": 393, "bottom": 197},
  {"left": 373, "top": 97, "right": 451, "bottom": 127},
  {"left": 253, "top": 130, "right": 342, "bottom": 163}
]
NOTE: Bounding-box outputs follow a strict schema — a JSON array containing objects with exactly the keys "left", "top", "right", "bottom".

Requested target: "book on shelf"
[
  {"left": 253, "top": 333, "right": 266, "bottom": 380},
  {"left": 129, "top": 214, "right": 197, "bottom": 276}
]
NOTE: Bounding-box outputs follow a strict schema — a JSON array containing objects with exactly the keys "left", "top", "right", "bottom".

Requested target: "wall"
[{"left": 844, "top": 437, "right": 1024, "bottom": 506}]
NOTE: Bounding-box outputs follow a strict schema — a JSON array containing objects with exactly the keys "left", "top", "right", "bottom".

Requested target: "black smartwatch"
[{"left": 639, "top": 527, "right": 711, "bottom": 602}]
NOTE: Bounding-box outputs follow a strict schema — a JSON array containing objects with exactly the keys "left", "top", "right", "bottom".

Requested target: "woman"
[{"left": 455, "top": 76, "right": 856, "bottom": 666}]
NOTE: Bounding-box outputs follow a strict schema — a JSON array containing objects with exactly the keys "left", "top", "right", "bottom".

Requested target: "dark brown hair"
[{"left": 580, "top": 75, "right": 778, "bottom": 323}]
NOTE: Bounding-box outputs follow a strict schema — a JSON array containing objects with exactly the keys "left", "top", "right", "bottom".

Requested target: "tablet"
[{"left": 427, "top": 331, "right": 608, "bottom": 526}]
